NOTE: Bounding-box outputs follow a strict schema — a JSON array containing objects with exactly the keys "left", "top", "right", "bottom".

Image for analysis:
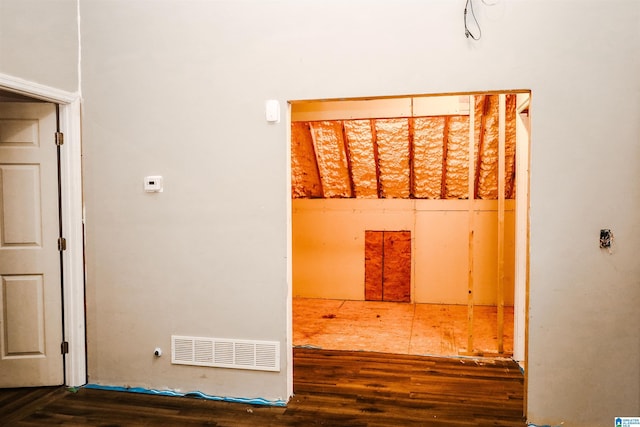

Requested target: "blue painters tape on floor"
[
  {"left": 294, "top": 344, "right": 323, "bottom": 349},
  {"left": 83, "top": 384, "right": 286, "bottom": 407}
]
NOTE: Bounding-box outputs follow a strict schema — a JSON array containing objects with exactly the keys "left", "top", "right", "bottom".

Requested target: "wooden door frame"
[{"left": 0, "top": 73, "right": 86, "bottom": 387}]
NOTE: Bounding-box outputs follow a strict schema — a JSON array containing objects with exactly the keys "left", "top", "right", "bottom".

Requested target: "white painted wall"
[
  {"left": 0, "top": 0, "right": 78, "bottom": 93},
  {"left": 4, "top": 0, "right": 637, "bottom": 424},
  {"left": 78, "top": 0, "right": 640, "bottom": 422}
]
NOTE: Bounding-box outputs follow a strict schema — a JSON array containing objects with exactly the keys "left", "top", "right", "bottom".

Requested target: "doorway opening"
[{"left": 289, "top": 91, "right": 530, "bottom": 362}]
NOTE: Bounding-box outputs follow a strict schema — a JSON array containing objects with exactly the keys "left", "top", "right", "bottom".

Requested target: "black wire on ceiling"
[{"left": 464, "top": 0, "right": 481, "bottom": 41}]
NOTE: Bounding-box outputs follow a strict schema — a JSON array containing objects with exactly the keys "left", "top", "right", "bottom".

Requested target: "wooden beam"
[
  {"left": 513, "top": 112, "right": 529, "bottom": 361},
  {"left": 408, "top": 118, "right": 415, "bottom": 198},
  {"left": 370, "top": 119, "right": 382, "bottom": 199},
  {"left": 440, "top": 117, "right": 450, "bottom": 199},
  {"left": 497, "top": 94, "right": 506, "bottom": 354},
  {"left": 466, "top": 95, "right": 475, "bottom": 354},
  {"left": 340, "top": 121, "right": 356, "bottom": 198}
]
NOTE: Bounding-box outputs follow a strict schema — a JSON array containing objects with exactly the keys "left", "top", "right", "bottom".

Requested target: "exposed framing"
[
  {"left": 0, "top": 73, "right": 85, "bottom": 387},
  {"left": 497, "top": 94, "right": 506, "bottom": 354},
  {"left": 288, "top": 89, "right": 531, "bottom": 413},
  {"left": 466, "top": 95, "right": 476, "bottom": 354}
]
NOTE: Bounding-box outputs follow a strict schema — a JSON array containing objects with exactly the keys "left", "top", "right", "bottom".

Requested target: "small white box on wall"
[{"left": 144, "top": 176, "right": 163, "bottom": 192}]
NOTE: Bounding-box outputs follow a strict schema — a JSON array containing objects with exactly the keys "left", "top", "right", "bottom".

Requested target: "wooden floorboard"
[{"left": 0, "top": 348, "right": 525, "bottom": 426}]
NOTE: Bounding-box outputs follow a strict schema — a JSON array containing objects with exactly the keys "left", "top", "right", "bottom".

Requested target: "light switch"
[
  {"left": 265, "top": 99, "right": 280, "bottom": 123},
  {"left": 144, "top": 176, "right": 163, "bottom": 193}
]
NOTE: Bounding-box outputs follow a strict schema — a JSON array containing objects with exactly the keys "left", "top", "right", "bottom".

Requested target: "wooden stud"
[
  {"left": 371, "top": 119, "right": 382, "bottom": 199},
  {"left": 408, "top": 118, "right": 415, "bottom": 198},
  {"left": 340, "top": 121, "right": 356, "bottom": 198},
  {"left": 466, "top": 95, "right": 475, "bottom": 354},
  {"left": 440, "top": 116, "right": 450, "bottom": 199},
  {"left": 523, "top": 99, "right": 532, "bottom": 418},
  {"left": 497, "top": 94, "right": 506, "bottom": 354}
]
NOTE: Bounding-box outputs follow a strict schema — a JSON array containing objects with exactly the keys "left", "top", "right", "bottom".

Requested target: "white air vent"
[{"left": 171, "top": 335, "right": 280, "bottom": 372}]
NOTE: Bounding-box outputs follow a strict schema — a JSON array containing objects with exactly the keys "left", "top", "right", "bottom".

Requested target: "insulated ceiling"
[{"left": 291, "top": 94, "right": 518, "bottom": 200}]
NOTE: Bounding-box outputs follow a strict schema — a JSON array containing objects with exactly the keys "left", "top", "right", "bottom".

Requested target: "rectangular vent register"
[{"left": 171, "top": 335, "right": 280, "bottom": 372}]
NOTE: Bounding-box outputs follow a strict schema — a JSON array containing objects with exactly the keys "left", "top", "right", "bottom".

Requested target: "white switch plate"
[
  {"left": 265, "top": 99, "right": 280, "bottom": 123},
  {"left": 144, "top": 175, "right": 163, "bottom": 192}
]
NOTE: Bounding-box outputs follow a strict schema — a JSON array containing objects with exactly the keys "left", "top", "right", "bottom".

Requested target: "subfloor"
[{"left": 293, "top": 298, "right": 514, "bottom": 357}]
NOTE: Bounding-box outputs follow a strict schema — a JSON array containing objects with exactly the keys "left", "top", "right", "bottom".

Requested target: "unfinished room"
[{"left": 291, "top": 92, "right": 530, "bottom": 360}]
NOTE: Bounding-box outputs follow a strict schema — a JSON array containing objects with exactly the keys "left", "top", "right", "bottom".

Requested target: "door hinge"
[
  {"left": 58, "top": 237, "right": 67, "bottom": 251},
  {"left": 61, "top": 341, "right": 69, "bottom": 354},
  {"left": 55, "top": 131, "right": 64, "bottom": 146}
]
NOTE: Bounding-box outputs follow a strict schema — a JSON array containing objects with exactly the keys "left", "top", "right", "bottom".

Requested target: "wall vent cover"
[{"left": 171, "top": 335, "right": 280, "bottom": 372}]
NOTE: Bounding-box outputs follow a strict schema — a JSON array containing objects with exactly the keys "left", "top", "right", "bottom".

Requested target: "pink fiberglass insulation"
[
  {"left": 309, "top": 121, "right": 352, "bottom": 198},
  {"left": 413, "top": 116, "right": 445, "bottom": 199},
  {"left": 505, "top": 94, "right": 517, "bottom": 198},
  {"left": 375, "top": 119, "right": 410, "bottom": 198},
  {"left": 445, "top": 116, "right": 470, "bottom": 199},
  {"left": 343, "top": 120, "right": 378, "bottom": 198},
  {"left": 477, "top": 95, "right": 499, "bottom": 199},
  {"left": 291, "top": 122, "right": 323, "bottom": 198}
]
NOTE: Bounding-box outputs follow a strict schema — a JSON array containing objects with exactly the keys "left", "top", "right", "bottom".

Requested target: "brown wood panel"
[
  {"left": 0, "top": 349, "right": 526, "bottom": 426},
  {"left": 382, "top": 231, "right": 411, "bottom": 302},
  {"left": 364, "top": 230, "right": 383, "bottom": 301},
  {"left": 365, "top": 231, "right": 411, "bottom": 302}
]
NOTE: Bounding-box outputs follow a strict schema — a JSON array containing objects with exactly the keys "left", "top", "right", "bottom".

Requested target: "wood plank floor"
[{"left": 0, "top": 348, "right": 525, "bottom": 426}]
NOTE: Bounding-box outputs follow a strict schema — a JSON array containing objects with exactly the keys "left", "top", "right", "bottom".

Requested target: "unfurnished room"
[{"left": 0, "top": 1, "right": 638, "bottom": 426}]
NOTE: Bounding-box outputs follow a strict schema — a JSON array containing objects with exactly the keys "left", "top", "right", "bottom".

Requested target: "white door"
[{"left": 0, "top": 102, "right": 64, "bottom": 387}]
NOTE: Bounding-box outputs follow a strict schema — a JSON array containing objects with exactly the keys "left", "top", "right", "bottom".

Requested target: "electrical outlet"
[{"left": 599, "top": 229, "right": 612, "bottom": 249}]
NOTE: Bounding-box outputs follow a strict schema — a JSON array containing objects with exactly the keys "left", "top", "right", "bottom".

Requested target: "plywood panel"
[
  {"left": 1, "top": 275, "right": 45, "bottom": 356},
  {"left": 0, "top": 165, "right": 42, "bottom": 246},
  {"left": 472, "top": 210, "right": 516, "bottom": 305},
  {"left": 414, "top": 207, "right": 470, "bottom": 304},
  {"left": 364, "top": 231, "right": 383, "bottom": 301},
  {"left": 382, "top": 231, "right": 411, "bottom": 302}
]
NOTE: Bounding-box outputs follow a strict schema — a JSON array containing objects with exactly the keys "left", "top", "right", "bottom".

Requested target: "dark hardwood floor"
[{"left": 0, "top": 348, "right": 525, "bottom": 426}]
